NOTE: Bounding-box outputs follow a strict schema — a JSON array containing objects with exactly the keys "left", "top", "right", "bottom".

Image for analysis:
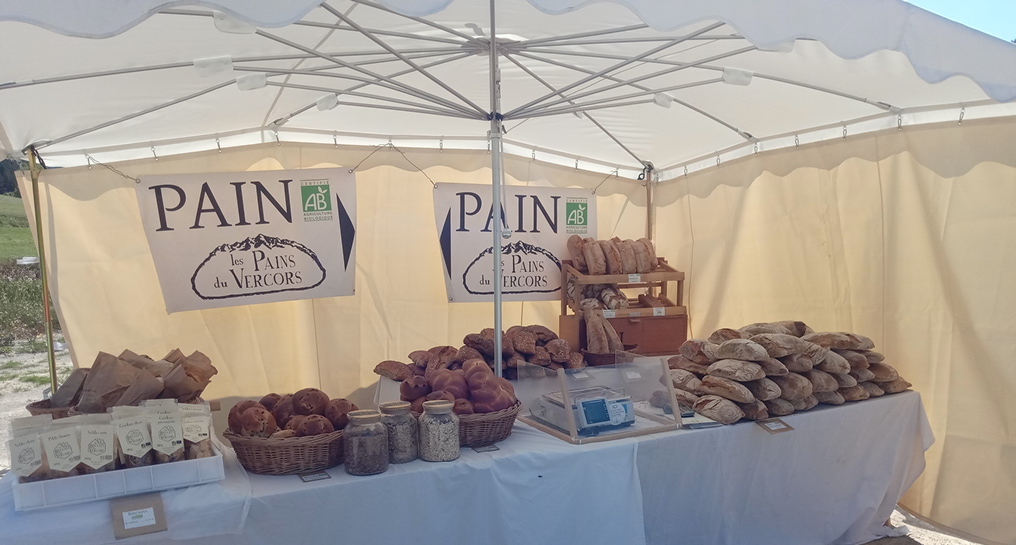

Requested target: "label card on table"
[
  {"left": 652, "top": 307, "right": 666, "bottom": 317},
  {"left": 756, "top": 418, "right": 795, "bottom": 434},
  {"left": 628, "top": 273, "right": 642, "bottom": 283},
  {"left": 472, "top": 444, "right": 500, "bottom": 453},
  {"left": 299, "top": 471, "right": 332, "bottom": 483},
  {"left": 602, "top": 310, "right": 616, "bottom": 319},
  {"left": 111, "top": 493, "right": 167, "bottom": 540}
]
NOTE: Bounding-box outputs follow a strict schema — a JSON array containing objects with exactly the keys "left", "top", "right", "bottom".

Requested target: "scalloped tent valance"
[{"left": 1, "top": 0, "right": 1014, "bottom": 178}]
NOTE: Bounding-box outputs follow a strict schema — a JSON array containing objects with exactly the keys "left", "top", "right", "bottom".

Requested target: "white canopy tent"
[{"left": 3, "top": 1, "right": 1016, "bottom": 543}]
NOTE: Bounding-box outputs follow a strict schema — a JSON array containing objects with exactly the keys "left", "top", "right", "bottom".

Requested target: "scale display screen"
[{"left": 580, "top": 399, "right": 610, "bottom": 425}]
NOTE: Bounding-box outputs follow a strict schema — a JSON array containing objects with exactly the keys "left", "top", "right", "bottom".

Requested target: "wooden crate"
[{"left": 559, "top": 313, "right": 688, "bottom": 356}]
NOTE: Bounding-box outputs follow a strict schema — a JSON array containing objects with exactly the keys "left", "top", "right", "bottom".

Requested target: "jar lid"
[
  {"left": 379, "top": 401, "right": 411, "bottom": 415},
  {"left": 422, "top": 400, "right": 454, "bottom": 414},
  {"left": 347, "top": 409, "right": 381, "bottom": 424}
]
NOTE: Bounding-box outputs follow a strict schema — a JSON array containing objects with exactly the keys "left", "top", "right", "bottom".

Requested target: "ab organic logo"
[
  {"left": 565, "top": 198, "right": 589, "bottom": 234},
  {"left": 302, "top": 180, "right": 333, "bottom": 222}
]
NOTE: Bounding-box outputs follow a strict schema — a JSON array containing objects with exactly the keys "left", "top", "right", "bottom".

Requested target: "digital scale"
[{"left": 529, "top": 386, "right": 636, "bottom": 436}]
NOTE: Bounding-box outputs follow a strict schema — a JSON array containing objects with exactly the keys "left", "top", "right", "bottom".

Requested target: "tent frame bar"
[
  {"left": 27, "top": 148, "right": 59, "bottom": 395},
  {"left": 488, "top": 0, "right": 505, "bottom": 377}
]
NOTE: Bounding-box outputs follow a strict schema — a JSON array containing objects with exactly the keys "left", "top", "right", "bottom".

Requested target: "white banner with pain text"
[
  {"left": 136, "top": 168, "right": 356, "bottom": 312},
  {"left": 433, "top": 183, "right": 596, "bottom": 302}
]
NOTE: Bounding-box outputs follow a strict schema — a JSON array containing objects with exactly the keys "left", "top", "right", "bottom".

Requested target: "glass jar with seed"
[
  {"left": 343, "top": 409, "right": 388, "bottom": 476},
  {"left": 419, "top": 400, "right": 460, "bottom": 462},
  {"left": 380, "top": 401, "right": 418, "bottom": 464}
]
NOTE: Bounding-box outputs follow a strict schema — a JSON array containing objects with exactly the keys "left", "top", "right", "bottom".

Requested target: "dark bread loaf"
[
  {"left": 228, "top": 400, "right": 264, "bottom": 433},
  {"left": 258, "top": 393, "right": 282, "bottom": 412},
  {"left": 779, "top": 353, "right": 813, "bottom": 373},
  {"left": 240, "top": 406, "right": 278, "bottom": 438},
  {"left": 400, "top": 375, "right": 432, "bottom": 401},
  {"left": 665, "top": 369, "right": 703, "bottom": 393},
  {"left": 271, "top": 395, "right": 296, "bottom": 429},
  {"left": 614, "top": 237, "right": 638, "bottom": 273},
  {"left": 749, "top": 333, "right": 808, "bottom": 358},
  {"left": 374, "top": 360, "right": 414, "bottom": 381},
  {"left": 876, "top": 376, "right": 911, "bottom": 394},
  {"left": 324, "top": 398, "right": 359, "bottom": 429},
  {"left": 736, "top": 399, "right": 769, "bottom": 421},
  {"left": 295, "top": 414, "right": 334, "bottom": 437},
  {"left": 292, "top": 388, "right": 330, "bottom": 416},
  {"left": 790, "top": 395, "right": 819, "bottom": 411},
  {"left": 858, "top": 381, "right": 885, "bottom": 397}
]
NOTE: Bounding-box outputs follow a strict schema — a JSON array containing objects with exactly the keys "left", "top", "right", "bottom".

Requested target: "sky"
[{"left": 905, "top": 0, "right": 1016, "bottom": 41}]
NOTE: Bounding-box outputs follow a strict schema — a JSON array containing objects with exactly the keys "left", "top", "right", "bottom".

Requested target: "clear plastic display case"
[{"left": 515, "top": 351, "right": 681, "bottom": 444}]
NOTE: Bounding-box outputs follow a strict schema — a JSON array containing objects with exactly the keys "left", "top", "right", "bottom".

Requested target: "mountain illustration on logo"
[
  {"left": 462, "top": 240, "right": 562, "bottom": 296},
  {"left": 191, "top": 233, "right": 326, "bottom": 300}
]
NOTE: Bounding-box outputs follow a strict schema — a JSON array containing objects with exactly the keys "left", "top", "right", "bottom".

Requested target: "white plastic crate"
[{"left": 11, "top": 448, "right": 225, "bottom": 511}]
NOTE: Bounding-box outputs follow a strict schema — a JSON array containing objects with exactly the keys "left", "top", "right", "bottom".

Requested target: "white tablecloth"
[{"left": 0, "top": 391, "right": 932, "bottom": 545}]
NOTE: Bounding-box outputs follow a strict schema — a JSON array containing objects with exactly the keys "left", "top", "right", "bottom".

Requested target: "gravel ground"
[{"left": 0, "top": 349, "right": 981, "bottom": 545}]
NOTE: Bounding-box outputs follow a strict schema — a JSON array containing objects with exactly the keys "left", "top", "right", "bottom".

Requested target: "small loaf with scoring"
[
  {"left": 706, "top": 359, "right": 765, "bottom": 382},
  {"left": 567, "top": 235, "right": 588, "bottom": 272},
  {"left": 714, "top": 339, "right": 769, "bottom": 362},
  {"left": 582, "top": 237, "right": 607, "bottom": 275},
  {"left": 373, "top": 360, "right": 414, "bottom": 381},
  {"left": 698, "top": 375, "right": 756, "bottom": 403},
  {"left": 744, "top": 378, "right": 782, "bottom": 401},
  {"left": 771, "top": 372, "right": 813, "bottom": 401},
  {"left": 692, "top": 395, "right": 745, "bottom": 425}
]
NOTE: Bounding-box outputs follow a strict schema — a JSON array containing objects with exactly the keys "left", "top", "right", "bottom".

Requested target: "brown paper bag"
[
  {"left": 158, "top": 350, "right": 218, "bottom": 403},
  {"left": 76, "top": 353, "right": 140, "bottom": 413},
  {"left": 115, "top": 368, "right": 165, "bottom": 407},
  {"left": 50, "top": 368, "right": 89, "bottom": 408},
  {"left": 119, "top": 349, "right": 175, "bottom": 378}
]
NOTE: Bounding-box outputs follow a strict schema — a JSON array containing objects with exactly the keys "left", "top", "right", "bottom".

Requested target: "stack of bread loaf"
[
  {"left": 388, "top": 358, "right": 518, "bottom": 416},
  {"left": 226, "top": 388, "right": 357, "bottom": 439},
  {"left": 566, "top": 235, "right": 658, "bottom": 275},
  {"left": 373, "top": 325, "right": 587, "bottom": 383},
  {"left": 661, "top": 321, "right": 911, "bottom": 425}
]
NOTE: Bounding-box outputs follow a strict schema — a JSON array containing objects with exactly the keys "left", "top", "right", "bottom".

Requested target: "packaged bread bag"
[
  {"left": 40, "top": 418, "right": 82, "bottom": 479},
  {"left": 76, "top": 413, "right": 117, "bottom": 474},
  {"left": 8, "top": 414, "right": 54, "bottom": 482},
  {"left": 177, "top": 402, "right": 214, "bottom": 460},
  {"left": 144, "top": 401, "right": 185, "bottom": 464},
  {"left": 111, "top": 406, "right": 154, "bottom": 468}
]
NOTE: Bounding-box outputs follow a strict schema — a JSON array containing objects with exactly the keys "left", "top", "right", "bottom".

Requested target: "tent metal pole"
[
  {"left": 645, "top": 165, "right": 656, "bottom": 241},
  {"left": 489, "top": 0, "right": 504, "bottom": 378},
  {"left": 27, "top": 148, "right": 59, "bottom": 395}
]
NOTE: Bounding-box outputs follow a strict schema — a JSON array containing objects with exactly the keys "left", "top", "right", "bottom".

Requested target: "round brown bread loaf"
[
  {"left": 453, "top": 345, "right": 484, "bottom": 365},
  {"left": 692, "top": 395, "right": 744, "bottom": 425},
  {"left": 707, "top": 328, "right": 746, "bottom": 344},
  {"left": 508, "top": 329, "right": 538, "bottom": 355},
  {"left": 698, "top": 375, "right": 756, "bottom": 403},
  {"left": 668, "top": 354, "right": 710, "bottom": 375},
  {"left": 649, "top": 390, "right": 672, "bottom": 409},
  {"left": 400, "top": 375, "right": 432, "bottom": 401},
  {"left": 744, "top": 378, "right": 782, "bottom": 401},
  {"left": 816, "top": 351, "right": 851, "bottom": 374},
  {"left": 429, "top": 369, "right": 469, "bottom": 400},
  {"left": 526, "top": 324, "right": 559, "bottom": 343},
  {"left": 876, "top": 376, "right": 911, "bottom": 394},
  {"left": 679, "top": 339, "right": 719, "bottom": 364},
  {"left": 566, "top": 352, "right": 586, "bottom": 369},
  {"left": 453, "top": 398, "right": 475, "bottom": 415},
  {"left": 706, "top": 359, "right": 765, "bottom": 382},
  {"left": 292, "top": 388, "right": 330, "bottom": 416},
  {"left": 324, "top": 398, "right": 358, "bottom": 429},
  {"left": 802, "top": 369, "right": 839, "bottom": 393},
  {"left": 544, "top": 338, "right": 571, "bottom": 363},
  {"left": 374, "top": 360, "right": 415, "bottom": 381},
  {"left": 228, "top": 400, "right": 264, "bottom": 434},
  {"left": 814, "top": 390, "right": 845, "bottom": 405},
  {"left": 426, "top": 390, "right": 456, "bottom": 403},
  {"left": 408, "top": 350, "right": 433, "bottom": 367},
  {"left": 284, "top": 414, "right": 308, "bottom": 431},
  {"left": 858, "top": 381, "right": 885, "bottom": 397},
  {"left": 771, "top": 372, "right": 813, "bottom": 401},
  {"left": 868, "top": 362, "right": 900, "bottom": 382},
  {"left": 763, "top": 398, "right": 795, "bottom": 416},
  {"left": 758, "top": 357, "right": 789, "bottom": 377},
  {"left": 240, "top": 406, "right": 278, "bottom": 438},
  {"left": 258, "top": 393, "right": 282, "bottom": 412},
  {"left": 736, "top": 399, "right": 769, "bottom": 421},
  {"left": 790, "top": 395, "right": 819, "bottom": 411},
  {"left": 838, "top": 384, "right": 871, "bottom": 401},
  {"left": 271, "top": 395, "right": 296, "bottom": 428},
  {"left": 715, "top": 339, "right": 768, "bottom": 362},
  {"left": 295, "top": 414, "right": 335, "bottom": 437}
]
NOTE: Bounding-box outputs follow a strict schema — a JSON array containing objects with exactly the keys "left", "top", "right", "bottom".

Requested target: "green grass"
[
  {"left": 0, "top": 361, "right": 22, "bottom": 370},
  {"left": 0, "top": 226, "right": 36, "bottom": 259},
  {"left": 0, "top": 195, "right": 29, "bottom": 227},
  {"left": 19, "top": 375, "right": 51, "bottom": 386}
]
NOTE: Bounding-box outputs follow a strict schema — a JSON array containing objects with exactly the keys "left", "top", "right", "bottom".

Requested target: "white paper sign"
[
  {"left": 137, "top": 168, "right": 357, "bottom": 312},
  {"left": 123, "top": 508, "right": 157, "bottom": 530},
  {"left": 433, "top": 183, "right": 596, "bottom": 302}
]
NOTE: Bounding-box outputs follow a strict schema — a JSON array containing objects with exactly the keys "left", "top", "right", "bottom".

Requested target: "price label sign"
[
  {"left": 602, "top": 310, "right": 616, "bottom": 319},
  {"left": 756, "top": 418, "right": 795, "bottom": 434},
  {"left": 653, "top": 307, "right": 666, "bottom": 317},
  {"left": 111, "top": 493, "right": 167, "bottom": 539},
  {"left": 628, "top": 273, "right": 642, "bottom": 283}
]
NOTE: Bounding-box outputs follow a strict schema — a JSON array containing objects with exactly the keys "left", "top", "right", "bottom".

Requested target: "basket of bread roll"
[
  {"left": 223, "top": 388, "right": 356, "bottom": 475},
  {"left": 375, "top": 356, "right": 521, "bottom": 447}
]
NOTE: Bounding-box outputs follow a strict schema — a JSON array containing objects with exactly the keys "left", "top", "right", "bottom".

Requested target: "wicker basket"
[
  {"left": 25, "top": 399, "right": 72, "bottom": 419},
  {"left": 458, "top": 400, "right": 521, "bottom": 447},
  {"left": 224, "top": 429, "right": 344, "bottom": 475}
]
